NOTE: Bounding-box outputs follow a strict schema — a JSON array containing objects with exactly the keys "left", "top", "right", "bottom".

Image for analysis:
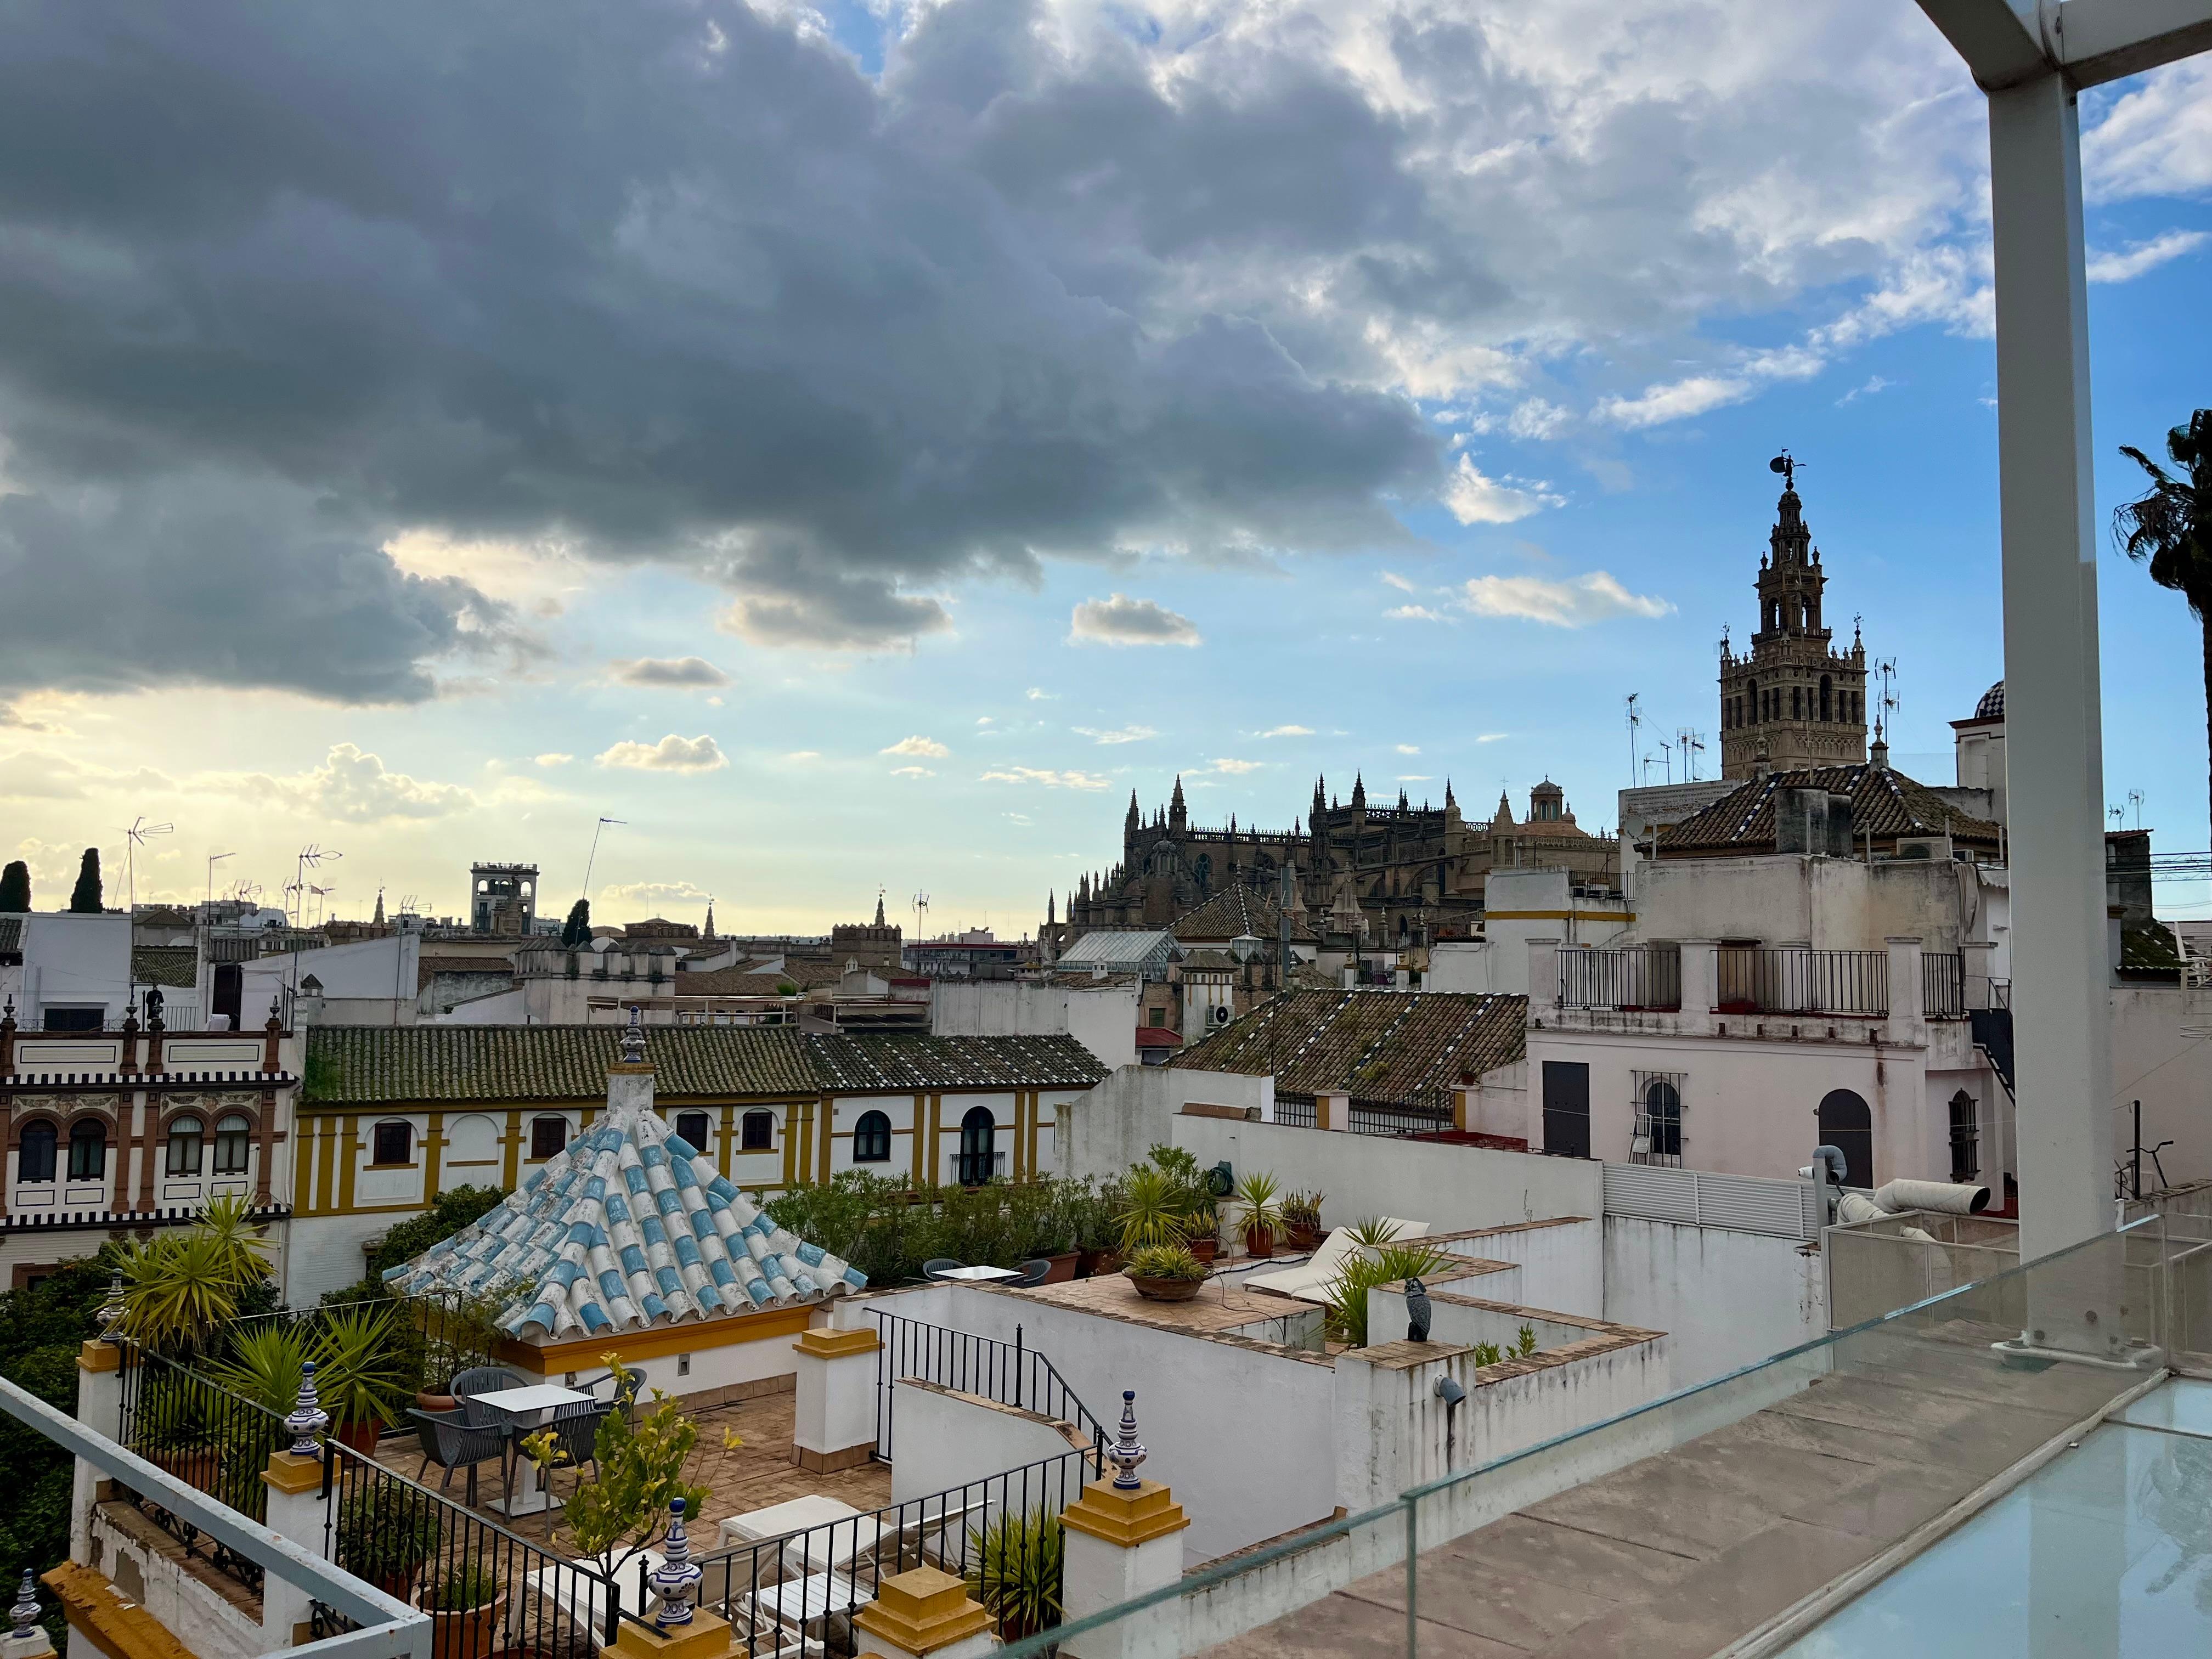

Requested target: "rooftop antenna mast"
[
  {"left": 2128, "top": 789, "right": 2145, "bottom": 833},
  {"left": 1677, "top": 728, "right": 1706, "bottom": 782},
  {"left": 580, "top": 816, "right": 626, "bottom": 902},
  {"left": 204, "top": 851, "right": 234, "bottom": 917},
  {"left": 1624, "top": 693, "right": 1641, "bottom": 786},
  {"left": 289, "top": 844, "right": 341, "bottom": 927},
  {"left": 121, "top": 816, "right": 173, "bottom": 910},
  {"left": 1873, "top": 659, "right": 1899, "bottom": 746},
  {"left": 912, "top": 890, "right": 930, "bottom": 941}
]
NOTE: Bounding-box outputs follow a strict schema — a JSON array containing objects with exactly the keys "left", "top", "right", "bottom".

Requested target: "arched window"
[
  {"left": 674, "top": 1111, "right": 712, "bottom": 1153},
  {"left": 1746, "top": 680, "right": 1758, "bottom": 724},
  {"left": 853, "top": 1110, "right": 892, "bottom": 1164},
  {"left": 214, "top": 1114, "right": 252, "bottom": 1176},
  {"left": 530, "top": 1115, "right": 568, "bottom": 1160},
  {"left": 68, "top": 1120, "right": 107, "bottom": 1182},
  {"left": 18, "top": 1122, "right": 56, "bottom": 1184},
  {"left": 1820, "top": 675, "right": 1832, "bottom": 721},
  {"left": 741, "top": 1111, "right": 774, "bottom": 1152},
  {"left": 1949, "top": 1091, "right": 1979, "bottom": 1183},
  {"left": 165, "top": 1115, "right": 204, "bottom": 1176},
  {"left": 373, "top": 1120, "right": 413, "bottom": 1165},
  {"left": 1641, "top": 1079, "right": 1683, "bottom": 1161},
  {"left": 957, "top": 1107, "right": 997, "bottom": 1186},
  {"left": 1817, "top": 1090, "right": 1874, "bottom": 1190}
]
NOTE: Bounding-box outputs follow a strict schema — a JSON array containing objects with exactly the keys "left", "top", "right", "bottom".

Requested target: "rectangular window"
[
  {"left": 1541, "top": 1062, "right": 1591, "bottom": 1159},
  {"left": 372, "top": 1120, "right": 413, "bottom": 1166},
  {"left": 165, "top": 1120, "right": 204, "bottom": 1177},
  {"left": 41, "top": 1007, "right": 103, "bottom": 1033},
  {"left": 531, "top": 1116, "right": 568, "bottom": 1160},
  {"left": 741, "top": 1111, "right": 774, "bottom": 1151},
  {"left": 1949, "top": 1093, "right": 1980, "bottom": 1183},
  {"left": 1148, "top": 1007, "right": 1166, "bottom": 1027}
]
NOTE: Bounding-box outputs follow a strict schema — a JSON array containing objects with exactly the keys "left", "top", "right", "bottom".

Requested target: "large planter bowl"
[
  {"left": 428, "top": 1594, "right": 508, "bottom": 1659},
  {"left": 1126, "top": 1272, "right": 1205, "bottom": 1302},
  {"left": 416, "top": 1391, "right": 459, "bottom": 1415}
]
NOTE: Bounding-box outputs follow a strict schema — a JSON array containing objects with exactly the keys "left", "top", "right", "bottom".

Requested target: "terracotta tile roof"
[
  {"left": 0, "top": 917, "right": 20, "bottom": 956},
  {"left": 1036, "top": 970, "right": 1139, "bottom": 990},
  {"left": 304, "top": 1025, "right": 1108, "bottom": 1104},
  {"left": 1656, "top": 764, "right": 2001, "bottom": 855},
  {"left": 385, "top": 1099, "right": 862, "bottom": 1336},
  {"left": 1170, "top": 885, "right": 1318, "bottom": 944},
  {"left": 673, "top": 967, "right": 804, "bottom": 996},
  {"left": 1169, "top": 989, "right": 1526, "bottom": 1115},
  {"left": 129, "top": 946, "right": 199, "bottom": 989},
  {"left": 1133, "top": 1028, "right": 1184, "bottom": 1049}
]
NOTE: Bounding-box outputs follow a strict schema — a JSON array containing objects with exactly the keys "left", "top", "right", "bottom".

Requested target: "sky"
[{"left": 1, "top": 1, "right": 2208, "bottom": 936}]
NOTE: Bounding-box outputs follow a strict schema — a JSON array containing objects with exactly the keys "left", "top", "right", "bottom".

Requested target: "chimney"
[
  {"left": 1775, "top": 788, "right": 1827, "bottom": 855},
  {"left": 1825, "top": 794, "right": 1855, "bottom": 858}
]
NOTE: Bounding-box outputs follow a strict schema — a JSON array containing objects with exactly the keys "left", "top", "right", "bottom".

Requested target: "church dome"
[{"left": 1975, "top": 680, "right": 2005, "bottom": 721}]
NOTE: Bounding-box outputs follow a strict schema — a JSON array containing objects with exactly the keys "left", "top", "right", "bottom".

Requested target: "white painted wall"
[
  {"left": 888, "top": 1381, "right": 1090, "bottom": 1505},
  {"left": 1432, "top": 1219, "right": 1601, "bottom": 1317},
  {"left": 932, "top": 980, "right": 1141, "bottom": 1070},
  {"left": 1601, "top": 1214, "right": 1826, "bottom": 1385},
  {"left": 1168, "top": 1117, "right": 1603, "bottom": 1240},
  {"left": 91, "top": 1504, "right": 273, "bottom": 1658},
  {"left": 1056, "top": 1065, "right": 1273, "bottom": 1184},
  {"left": 20, "top": 912, "right": 132, "bottom": 1025},
  {"left": 2112, "top": 983, "right": 2212, "bottom": 1190},
  {"left": 240, "top": 933, "right": 420, "bottom": 1027}
]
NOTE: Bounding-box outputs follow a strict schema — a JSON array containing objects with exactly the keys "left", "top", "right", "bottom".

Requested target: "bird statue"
[{"left": 1405, "top": 1276, "right": 1432, "bottom": 1344}]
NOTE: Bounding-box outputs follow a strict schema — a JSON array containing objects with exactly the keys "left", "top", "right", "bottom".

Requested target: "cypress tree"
[
  {"left": 561, "top": 898, "right": 591, "bottom": 947},
  {"left": 0, "top": 861, "right": 27, "bottom": 912},
  {"left": 66, "top": 848, "right": 102, "bottom": 913}
]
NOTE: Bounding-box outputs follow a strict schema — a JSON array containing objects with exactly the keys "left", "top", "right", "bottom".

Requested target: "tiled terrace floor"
[
  {"left": 1207, "top": 1318, "right": 2138, "bottom": 1658},
  {"left": 376, "top": 1387, "right": 892, "bottom": 1555}
]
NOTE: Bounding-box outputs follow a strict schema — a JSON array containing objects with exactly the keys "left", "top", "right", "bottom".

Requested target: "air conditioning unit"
[{"left": 1211, "top": 1004, "right": 1232, "bottom": 1026}]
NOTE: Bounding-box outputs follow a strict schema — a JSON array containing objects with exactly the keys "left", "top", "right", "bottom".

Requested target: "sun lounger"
[{"left": 1242, "top": 1218, "right": 1431, "bottom": 1303}]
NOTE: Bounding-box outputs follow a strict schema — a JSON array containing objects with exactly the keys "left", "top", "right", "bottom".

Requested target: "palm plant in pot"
[
  {"left": 1113, "top": 1166, "right": 1189, "bottom": 1259},
  {"left": 1232, "top": 1171, "right": 1284, "bottom": 1259},
  {"left": 210, "top": 1306, "right": 411, "bottom": 1455},
  {"left": 334, "top": 1486, "right": 442, "bottom": 1599},
  {"left": 423, "top": 1561, "right": 506, "bottom": 1659},
  {"left": 1122, "top": 1243, "right": 1208, "bottom": 1302},
  {"left": 965, "top": 1506, "right": 1064, "bottom": 1640}
]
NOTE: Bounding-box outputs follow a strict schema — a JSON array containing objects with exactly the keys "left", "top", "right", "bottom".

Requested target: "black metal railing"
[
  {"left": 114, "top": 1346, "right": 288, "bottom": 1594},
  {"left": 1922, "top": 952, "right": 1966, "bottom": 1019},
  {"left": 1347, "top": 1102, "right": 1454, "bottom": 1138},
  {"left": 870, "top": 1313, "right": 1109, "bottom": 1463},
  {"left": 1714, "top": 947, "right": 1889, "bottom": 1016},
  {"left": 1558, "top": 946, "right": 1682, "bottom": 1011},
  {"left": 1273, "top": 1096, "right": 1318, "bottom": 1129},
  {"left": 694, "top": 1445, "right": 1101, "bottom": 1659},
  {"left": 322, "top": 1438, "right": 624, "bottom": 1659}
]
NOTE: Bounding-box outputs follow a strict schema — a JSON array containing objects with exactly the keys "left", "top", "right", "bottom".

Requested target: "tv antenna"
[
  {"left": 205, "top": 851, "right": 234, "bottom": 915},
  {"left": 1677, "top": 728, "right": 1706, "bottom": 782},
  {"left": 2128, "top": 789, "right": 2144, "bottom": 832},
  {"left": 912, "top": 891, "right": 930, "bottom": 940},
  {"left": 121, "top": 816, "right": 173, "bottom": 910},
  {"left": 289, "top": 844, "right": 341, "bottom": 926},
  {"left": 1624, "top": 693, "right": 1642, "bottom": 786},
  {"left": 582, "top": 816, "right": 626, "bottom": 900},
  {"left": 1872, "top": 659, "right": 1899, "bottom": 744}
]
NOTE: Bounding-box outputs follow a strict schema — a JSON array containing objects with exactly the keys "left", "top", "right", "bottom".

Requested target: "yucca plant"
[
  {"left": 1232, "top": 1171, "right": 1283, "bottom": 1255},
  {"left": 208, "top": 1306, "right": 410, "bottom": 1430},
  {"left": 1114, "top": 1166, "right": 1189, "bottom": 1254},
  {"left": 1122, "top": 1243, "right": 1206, "bottom": 1282},
  {"left": 1344, "top": 1216, "right": 1406, "bottom": 1249},
  {"left": 965, "top": 1508, "right": 1063, "bottom": 1640},
  {"left": 1321, "top": 1241, "right": 1451, "bottom": 1348}
]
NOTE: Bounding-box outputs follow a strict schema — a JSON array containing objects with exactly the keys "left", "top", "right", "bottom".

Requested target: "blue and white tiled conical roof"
[{"left": 382, "top": 1099, "right": 866, "bottom": 1338}]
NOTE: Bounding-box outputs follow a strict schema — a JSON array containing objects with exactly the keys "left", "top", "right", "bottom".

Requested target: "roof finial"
[
  {"left": 620, "top": 1003, "right": 647, "bottom": 1065},
  {"left": 1110, "top": 1390, "right": 1149, "bottom": 1490}
]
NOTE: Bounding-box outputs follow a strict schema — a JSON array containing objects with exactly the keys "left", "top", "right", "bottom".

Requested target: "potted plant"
[
  {"left": 1113, "top": 1167, "right": 1189, "bottom": 1258},
  {"left": 335, "top": 1487, "right": 442, "bottom": 1598},
  {"left": 1233, "top": 1171, "right": 1284, "bottom": 1259},
  {"left": 315, "top": 1304, "right": 411, "bottom": 1455},
  {"left": 964, "top": 1506, "right": 1064, "bottom": 1641},
  {"left": 1076, "top": 1179, "right": 1124, "bottom": 1278},
  {"left": 424, "top": 1562, "right": 507, "bottom": 1659},
  {"left": 1283, "top": 1190, "right": 1326, "bottom": 1251},
  {"left": 1122, "top": 1243, "right": 1209, "bottom": 1302}
]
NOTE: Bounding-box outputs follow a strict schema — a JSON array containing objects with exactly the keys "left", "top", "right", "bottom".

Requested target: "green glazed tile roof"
[{"left": 304, "top": 1024, "right": 1107, "bottom": 1105}]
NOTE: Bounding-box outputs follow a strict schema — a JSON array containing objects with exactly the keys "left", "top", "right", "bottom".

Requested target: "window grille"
[
  {"left": 1949, "top": 1091, "right": 1980, "bottom": 1183},
  {"left": 1630, "top": 1072, "right": 1686, "bottom": 1167}
]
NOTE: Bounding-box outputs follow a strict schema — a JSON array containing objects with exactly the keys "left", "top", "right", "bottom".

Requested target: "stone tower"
[{"left": 1717, "top": 460, "right": 1868, "bottom": 779}]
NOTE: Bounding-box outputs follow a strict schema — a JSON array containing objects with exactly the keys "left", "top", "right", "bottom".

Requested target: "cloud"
[
  {"left": 1506, "top": 400, "right": 1572, "bottom": 441},
  {"left": 785, "top": 749, "right": 822, "bottom": 761},
  {"left": 1460, "top": 572, "right": 1674, "bottom": 627},
  {"left": 1257, "top": 725, "right": 1314, "bottom": 739},
  {"left": 1444, "top": 456, "right": 1562, "bottom": 525},
  {"left": 1838, "top": 376, "right": 1893, "bottom": 405},
  {"left": 1396, "top": 744, "right": 1420, "bottom": 755},
  {"left": 1381, "top": 572, "right": 1418, "bottom": 592},
  {"left": 608, "top": 656, "right": 731, "bottom": 690},
  {"left": 881, "top": 735, "right": 951, "bottom": 758},
  {"left": 1595, "top": 376, "right": 1756, "bottom": 429},
  {"left": 1073, "top": 725, "right": 1158, "bottom": 745},
  {"left": 1025, "top": 689, "right": 1057, "bottom": 701},
  {"left": 976, "top": 716, "right": 994, "bottom": 726},
  {"left": 284, "top": 743, "right": 475, "bottom": 822},
  {"left": 1210, "top": 758, "right": 1262, "bottom": 774},
  {"left": 595, "top": 734, "right": 728, "bottom": 771},
  {"left": 1397, "top": 774, "right": 1433, "bottom": 782},
  {"left": 979, "top": 765, "right": 1112, "bottom": 791},
  {"left": 1387, "top": 605, "right": 1447, "bottom": 621},
  {"left": 890, "top": 765, "right": 935, "bottom": 777},
  {"left": 534, "top": 753, "right": 574, "bottom": 767},
  {"left": 600, "top": 881, "right": 709, "bottom": 907},
  {"left": 2085, "top": 60, "right": 2212, "bottom": 201},
  {"left": 1069, "top": 595, "right": 1202, "bottom": 648},
  {"left": 1476, "top": 732, "right": 1509, "bottom": 743},
  {"left": 2086, "top": 231, "right": 2210, "bottom": 285}
]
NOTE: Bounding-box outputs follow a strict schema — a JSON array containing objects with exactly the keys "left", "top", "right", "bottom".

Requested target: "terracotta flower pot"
[
  {"left": 1080, "top": 1250, "right": 1123, "bottom": 1278},
  {"left": 1286, "top": 1221, "right": 1323, "bottom": 1251},
  {"left": 1040, "top": 1251, "right": 1081, "bottom": 1284},
  {"left": 334, "top": 1419, "right": 382, "bottom": 1458},
  {"left": 1127, "top": 1273, "right": 1205, "bottom": 1302},
  {"left": 416, "top": 1391, "right": 459, "bottom": 1415},
  {"left": 429, "top": 1594, "right": 508, "bottom": 1659},
  {"left": 1243, "top": 1226, "right": 1277, "bottom": 1260},
  {"left": 1187, "top": 1237, "right": 1218, "bottom": 1263}
]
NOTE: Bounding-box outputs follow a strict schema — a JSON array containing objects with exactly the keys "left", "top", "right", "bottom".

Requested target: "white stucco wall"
[
  {"left": 1169, "top": 1116, "right": 1604, "bottom": 1239},
  {"left": 1601, "top": 1214, "right": 1826, "bottom": 1385},
  {"left": 1431, "top": 1218, "right": 1601, "bottom": 1317},
  {"left": 1056, "top": 1065, "right": 1273, "bottom": 1184},
  {"left": 887, "top": 1382, "right": 1091, "bottom": 1505},
  {"left": 19, "top": 912, "right": 132, "bottom": 1025},
  {"left": 930, "top": 980, "right": 1141, "bottom": 1070},
  {"left": 2112, "top": 982, "right": 2212, "bottom": 1190},
  {"left": 91, "top": 1504, "right": 273, "bottom": 1659}
]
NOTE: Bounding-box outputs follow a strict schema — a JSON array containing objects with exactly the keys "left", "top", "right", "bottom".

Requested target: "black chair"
[
  {"left": 1011, "top": 1259, "right": 1053, "bottom": 1286},
  {"left": 409, "top": 1407, "right": 504, "bottom": 1505},
  {"left": 550, "top": 1398, "right": 611, "bottom": 1483},
  {"left": 922, "top": 1259, "right": 964, "bottom": 1281},
  {"left": 452, "top": 1365, "right": 527, "bottom": 1427}
]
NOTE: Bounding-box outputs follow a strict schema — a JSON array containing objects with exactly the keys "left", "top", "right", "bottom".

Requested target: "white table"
[
  {"left": 474, "top": 1383, "right": 595, "bottom": 1517},
  {"left": 929, "top": 1264, "right": 1022, "bottom": 1283}
]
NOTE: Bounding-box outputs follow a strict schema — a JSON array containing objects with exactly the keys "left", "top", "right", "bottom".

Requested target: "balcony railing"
[
  {"left": 1923, "top": 951, "right": 1966, "bottom": 1019},
  {"left": 1558, "top": 946, "right": 1681, "bottom": 1011},
  {"left": 1715, "top": 946, "right": 1888, "bottom": 1016}
]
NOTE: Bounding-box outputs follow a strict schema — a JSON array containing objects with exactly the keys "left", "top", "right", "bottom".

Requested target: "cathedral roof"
[
  {"left": 1170, "top": 989, "right": 1526, "bottom": 1116},
  {"left": 1655, "top": 764, "right": 2001, "bottom": 856},
  {"left": 1170, "top": 884, "right": 1318, "bottom": 945}
]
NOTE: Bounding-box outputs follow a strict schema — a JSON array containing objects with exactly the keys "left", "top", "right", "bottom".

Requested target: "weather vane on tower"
[{"left": 1769, "top": 450, "right": 1800, "bottom": 492}]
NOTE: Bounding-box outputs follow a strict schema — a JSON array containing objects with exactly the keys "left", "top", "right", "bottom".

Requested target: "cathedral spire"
[
  {"left": 1444, "top": 778, "right": 1457, "bottom": 810},
  {"left": 872, "top": 891, "right": 885, "bottom": 927},
  {"left": 1351, "top": 772, "right": 1366, "bottom": 810},
  {"left": 1169, "top": 774, "right": 1187, "bottom": 832},
  {"left": 373, "top": 888, "right": 386, "bottom": 926},
  {"left": 704, "top": 899, "right": 716, "bottom": 939},
  {"left": 1047, "top": 889, "right": 1055, "bottom": 925}
]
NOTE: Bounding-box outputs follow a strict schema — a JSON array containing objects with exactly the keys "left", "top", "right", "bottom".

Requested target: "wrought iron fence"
[
  {"left": 1347, "top": 1102, "right": 1454, "bottom": 1138},
  {"left": 113, "top": 1345, "right": 287, "bottom": 1594},
  {"left": 870, "top": 1313, "right": 1109, "bottom": 1463},
  {"left": 693, "top": 1444, "right": 1101, "bottom": 1659},
  {"left": 321, "top": 1438, "right": 625, "bottom": 1659},
  {"left": 1713, "top": 947, "right": 1889, "bottom": 1016},
  {"left": 1272, "top": 1096, "right": 1318, "bottom": 1129},
  {"left": 1558, "top": 946, "right": 1683, "bottom": 1011},
  {"left": 1922, "top": 951, "right": 1966, "bottom": 1019}
]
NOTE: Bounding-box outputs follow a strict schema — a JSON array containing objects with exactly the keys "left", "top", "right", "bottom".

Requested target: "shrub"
[
  {"left": 1322, "top": 1240, "right": 1452, "bottom": 1348},
  {"left": 965, "top": 1508, "right": 1063, "bottom": 1640},
  {"left": 1122, "top": 1244, "right": 1206, "bottom": 1282}
]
